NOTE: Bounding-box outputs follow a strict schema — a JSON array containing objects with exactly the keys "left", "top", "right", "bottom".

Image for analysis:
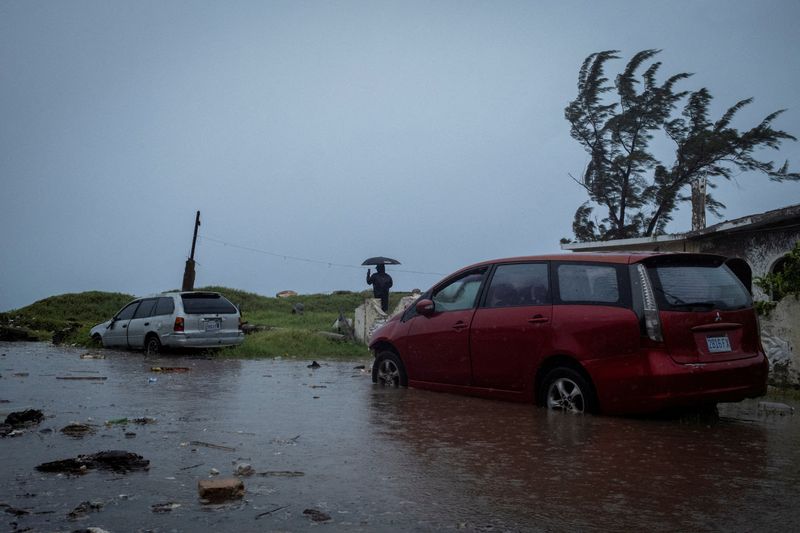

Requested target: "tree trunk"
[{"left": 691, "top": 177, "right": 707, "bottom": 231}]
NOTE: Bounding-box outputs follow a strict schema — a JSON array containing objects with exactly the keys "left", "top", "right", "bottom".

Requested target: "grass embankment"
[{"left": 0, "top": 287, "right": 410, "bottom": 359}]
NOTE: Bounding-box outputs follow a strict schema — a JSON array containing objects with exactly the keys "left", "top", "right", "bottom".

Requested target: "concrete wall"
[{"left": 760, "top": 297, "right": 800, "bottom": 387}]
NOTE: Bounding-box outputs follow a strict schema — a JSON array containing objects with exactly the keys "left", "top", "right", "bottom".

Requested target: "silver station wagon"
[{"left": 90, "top": 291, "right": 244, "bottom": 355}]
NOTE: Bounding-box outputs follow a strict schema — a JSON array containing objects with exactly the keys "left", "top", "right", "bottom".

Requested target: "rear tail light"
[
  {"left": 636, "top": 264, "right": 663, "bottom": 342},
  {"left": 174, "top": 317, "right": 185, "bottom": 332}
]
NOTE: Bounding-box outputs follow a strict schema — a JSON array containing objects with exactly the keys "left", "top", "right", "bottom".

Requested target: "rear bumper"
[
  {"left": 585, "top": 349, "right": 769, "bottom": 415},
  {"left": 162, "top": 331, "right": 245, "bottom": 349}
]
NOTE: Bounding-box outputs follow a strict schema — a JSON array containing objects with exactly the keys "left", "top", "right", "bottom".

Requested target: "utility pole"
[{"left": 182, "top": 211, "right": 201, "bottom": 291}]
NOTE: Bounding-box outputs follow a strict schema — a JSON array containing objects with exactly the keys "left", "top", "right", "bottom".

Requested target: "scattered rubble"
[
  {"left": 36, "top": 450, "right": 150, "bottom": 474},
  {"left": 5, "top": 409, "right": 44, "bottom": 427},
  {"left": 197, "top": 478, "right": 245, "bottom": 503},
  {"left": 303, "top": 508, "right": 332, "bottom": 522},
  {"left": 60, "top": 423, "right": 98, "bottom": 438},
  {"left": 257, "top": 471, "right": 305, "bottom": 477},
  {"left": 234, "top": 463, "right": 255, "bottom": 476},
  {"left": 190, "top": 440, "right": 236, "bottom": 452},
  {"left": 67, "top": 500, "right": 103, "bottom": 520},
  {"left": 151, "top": 502, "right": 181, "bottom": 513}
]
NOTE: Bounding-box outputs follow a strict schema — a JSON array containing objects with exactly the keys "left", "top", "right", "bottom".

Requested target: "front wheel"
[
  {"left": 540, "top": 367, "right": 596, "bottom": 414},
  {"left": 144, "top": 335, "right": 161, "bottom": 357},
  {"left": 372, "top": 351, "right": 408, "bottom": 387}
]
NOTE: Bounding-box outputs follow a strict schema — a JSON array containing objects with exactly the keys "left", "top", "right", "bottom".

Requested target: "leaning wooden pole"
[{"left": 181, "top": 211, "right": 201, "bottom": 291}]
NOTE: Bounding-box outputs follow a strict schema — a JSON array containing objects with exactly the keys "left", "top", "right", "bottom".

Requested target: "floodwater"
[{"left": 1, "top": 342, "right": 799, "bottom": 532}]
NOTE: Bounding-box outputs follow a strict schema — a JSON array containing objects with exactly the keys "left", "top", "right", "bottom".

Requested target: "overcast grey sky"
[{"left": 2, "top": 0, "right": 799, "bottom": 311}]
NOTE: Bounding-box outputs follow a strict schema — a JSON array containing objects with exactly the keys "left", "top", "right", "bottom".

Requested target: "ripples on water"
[{"left": 0, "top": 342, "right": 798, "bottom": 532}]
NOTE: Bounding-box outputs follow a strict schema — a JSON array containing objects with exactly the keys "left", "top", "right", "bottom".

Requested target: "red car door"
[
  {"left": 470, "top": 262, "right": 552, "bottom": 391},
  {"left": 403, "top": 268, "right": 487, "bottom": 385}
]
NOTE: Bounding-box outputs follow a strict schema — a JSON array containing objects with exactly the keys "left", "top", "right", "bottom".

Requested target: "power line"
[{"left": 198, "top": 234, "right": 445, "bottom": 277}]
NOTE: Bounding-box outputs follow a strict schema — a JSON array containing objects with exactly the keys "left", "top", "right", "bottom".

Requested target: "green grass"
[{"left": 0, "top": 287, "right": 406, "bottom": 359}]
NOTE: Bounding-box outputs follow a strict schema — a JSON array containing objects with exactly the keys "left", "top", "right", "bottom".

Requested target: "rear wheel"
[
  {"left": 540, "top": 367, "right": 596, "bottom": 414},
  {"left": 144, "top": 335, "right": 161, "bottom": 357},
  {"left": 91, "top": 334, "right": 103, "bottom": 347},
  {"left": 372, "top": 351, "right": 407, "bottom": 387}
]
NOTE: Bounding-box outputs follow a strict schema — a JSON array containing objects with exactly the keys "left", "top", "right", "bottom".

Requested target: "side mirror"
[{"left": 415, "top": 298, "right": 435, "bottom": 317}]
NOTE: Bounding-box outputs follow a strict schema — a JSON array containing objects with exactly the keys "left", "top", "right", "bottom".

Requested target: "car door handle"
[
  {"left": 452, "top": 321, "right": 468, "bottom": 331},
  {"left": 122, "top": 325, "right": 127, "bottom": 328},
  {"left": 528, "top": 315, "right": 549, "bottom": 324},
  {"left": 144, "top": 322, "right": 150, "bottom": 326}
]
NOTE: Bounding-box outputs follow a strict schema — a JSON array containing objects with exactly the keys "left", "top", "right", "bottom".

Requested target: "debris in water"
[
  {"left": 257, "top": 471, "right": 305, "bottom": 477},
  {"left": 13, "top": 372, "right": 29, "bottom": 377},
  {"left": 105, "top": 418, "right": 128, "bottom": 426},
  {"left": 234, "top": 463, "right": 255, "bottom": 476},
  {"left": 67, "top": 500, "right": 103, "bottom": 520},
  {"left": 56, "top": 376, "right": 107, "bottom": 381},
  {"left": 4, "top": 506, "right": 30, "bottom": 516},
  {"left": 303, "top": 508, "right": 332, "bottom": 522},
  {"left": 353, "top": 365, "right": 366, "bottom": 370},
  {"left": 190, "top": 440, "right": 236, "bottom": 452},
  {"left": 255, "top": 504, "right": 289, "bottom": 519},
  {"left": 80, "top": 352, "right": 105, "bottom": 359},
  {"left": 36, "top": 450, "right": 150, "bottom": 474},
  {"left": 150, "top": 366, "right": 191, "bottom": 373},
  {"left": 198, "top": 478, "right": 245, "bottom": 503},
  {"left": 5, "top": 409, "right": 44, "bottom": 428},
  {"left": 307, "top": 361, "right": 321, "bottom": 369},
  {"left": 151, "top": 502, "right": 181, "bottom": 513},
  {"left": 210, "top": 468, "right": 220, "bottom": 476},
  {"left": 60, "top": 423, "right": 98, "bottom": 438}
]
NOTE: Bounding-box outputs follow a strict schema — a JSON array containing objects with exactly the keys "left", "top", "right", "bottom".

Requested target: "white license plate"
[
  {"left": 205, "top": 320, "right": 221, "bottom": 331},
  {"left": 707, "top": 335, "right": 731, "bottom": 353}
]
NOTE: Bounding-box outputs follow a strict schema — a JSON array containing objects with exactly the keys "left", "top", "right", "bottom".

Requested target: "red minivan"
[{"left": 369, "top": 253, "right": 768, "bottom": 415}]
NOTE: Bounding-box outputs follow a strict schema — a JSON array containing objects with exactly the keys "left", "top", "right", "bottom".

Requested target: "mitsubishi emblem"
[{"left": 714, "top": 312, "right": 722, "bottom": 322}]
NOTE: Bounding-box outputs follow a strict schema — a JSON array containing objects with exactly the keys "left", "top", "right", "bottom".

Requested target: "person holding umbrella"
[{"left": 363, "top": 256, "right": 399, "bottom": 312}]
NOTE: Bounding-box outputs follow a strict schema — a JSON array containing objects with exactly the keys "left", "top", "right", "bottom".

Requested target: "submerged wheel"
[
  {"left": 372, "top": 351, "right": 408, "bottom": 387},
  {"left": 540, "top": 367, "right": 596, "bottom": 414},
  {"left": 144, "top": 335, "right": 161, "bottom": 357},
  {"left": 91, "top": 334, "right": 103, "bottom": 346}
]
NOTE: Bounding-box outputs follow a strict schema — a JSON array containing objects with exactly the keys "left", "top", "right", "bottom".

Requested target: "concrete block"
[{"left": 198, "top": 478, "right": 245, "bottom": 502}]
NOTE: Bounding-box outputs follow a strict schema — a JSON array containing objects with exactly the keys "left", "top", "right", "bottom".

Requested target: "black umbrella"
[{"left": 362, "top": 256, "right": 401, "bottom": 266}]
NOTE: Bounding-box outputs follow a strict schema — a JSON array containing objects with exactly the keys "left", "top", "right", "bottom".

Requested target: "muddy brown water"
[{"left": 1, "top": 342, "right": 799, "bottom": 532}]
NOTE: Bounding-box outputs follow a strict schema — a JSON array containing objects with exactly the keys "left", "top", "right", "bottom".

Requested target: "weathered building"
[{"left": 562, "top": 203, "right": 800, "bottom": 387}]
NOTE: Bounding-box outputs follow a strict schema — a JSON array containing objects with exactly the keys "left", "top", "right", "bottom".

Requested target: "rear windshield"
[
  {"left": 647, "top": 263, "right": 751, "bottom": 311},
  {"left": 181, "top": 293, "right": 237, "bottom": 314}
]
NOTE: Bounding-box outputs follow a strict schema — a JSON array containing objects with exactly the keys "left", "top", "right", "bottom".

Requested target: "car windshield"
[
  {"left": 181, "top": 294, "right": 237, "bottom": 314},
  {"left": 647, "top": 263, "right": 751, "bottom": 311}
]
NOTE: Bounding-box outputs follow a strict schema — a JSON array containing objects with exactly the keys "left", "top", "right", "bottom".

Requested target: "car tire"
[
  {"left": 372, "top": 351, "right": 408, "bottom": 387},
  {"left": 91, "top": 334, "right": 103, "bottom": 347},
  {"left": 144, "top": 335, "right": 161, "bottom": 357},
  {"left": 540, "top": 367, "right": 596, "bottom": 414}
]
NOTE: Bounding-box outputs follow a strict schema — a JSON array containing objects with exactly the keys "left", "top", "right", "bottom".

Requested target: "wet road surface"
[{"left": 1, "top": 342, "right": 799, "bottom": 532}]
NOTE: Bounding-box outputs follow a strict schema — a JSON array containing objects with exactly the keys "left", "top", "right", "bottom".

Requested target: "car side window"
[
  {"left": 432, "top": 268, "right": 487, "bottom": 312},
  {"left": 485, "top": 263, "right": 550, "bottom": 308},
  {"left": 154, "top": 297, "right": 175, "bottom": 316},
  {"left": 133, "top": 298, "right": 157, "bottom": 319},
  {"left": 116, "top": 301, "right": 140, "bottom": 321},
  {"left": 557, "top": 263, "right": 620, "bottom": 304}
]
